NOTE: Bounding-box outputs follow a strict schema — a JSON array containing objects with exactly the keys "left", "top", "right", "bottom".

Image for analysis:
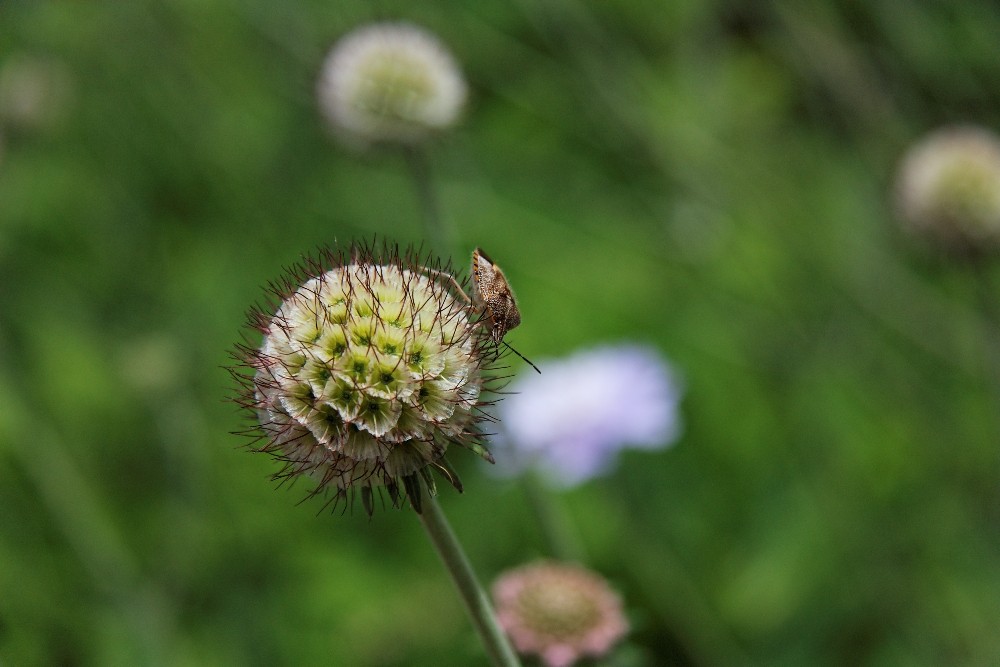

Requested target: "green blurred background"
[{"left": 2, "top": 1, "right": 1000, "bottom": 665}]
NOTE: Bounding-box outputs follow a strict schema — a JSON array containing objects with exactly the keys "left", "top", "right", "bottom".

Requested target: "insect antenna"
[{"left": 502, "top": 341, "right": 541, "bottom": 374}]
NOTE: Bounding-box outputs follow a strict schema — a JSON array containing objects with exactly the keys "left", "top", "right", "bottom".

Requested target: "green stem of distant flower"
[
  {"left": 970, "top": 264, "right": 1000, "bottom": 412},
  {"left": 416, "top": 487, "right": 522, "bottom": 667},
  {"left": 404, "top": 146, "right": 454, "bottom": 258},
  {"left": 521, "top": 474, "right": 586, "bottom": 562}
]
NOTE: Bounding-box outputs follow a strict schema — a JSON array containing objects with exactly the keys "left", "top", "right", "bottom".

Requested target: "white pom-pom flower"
[
  {"left": 231, "top": 242, "right": 500, "bottom": 514},
  {"left": 317, "top": 22, "right": 467, "bottom": 147},
  {"left": 0, "top": 54, "right": 73, "bottom": 132},
  {"left": 895, "top": 125, "right": 1000, "bottom": 257}
]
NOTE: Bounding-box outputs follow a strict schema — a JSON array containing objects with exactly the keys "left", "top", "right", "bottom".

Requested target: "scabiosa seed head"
[
  {"left": 0, "top": 54, "right": 73, "bottom": 133},
  {"left": 895, "top": 125, "right": 1000, "bottom": 257},
  {"left": 230, "top": 242, "right": 499, "bottom": 514},
  {"left": 317, "top": 22, "right": 467, "bottom": 148},
  {"left": 492, "top": 343, "right": 683, "bottom": 488},
  {"left": 493, "top": 561, "right": 629, "bottom": 667}
]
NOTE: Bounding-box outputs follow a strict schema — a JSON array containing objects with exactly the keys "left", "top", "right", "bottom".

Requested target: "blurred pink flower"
[
  {"left": 494, "top": 343, "right": 682, "bottom": 487},
  {"left": 493, "top": 561, "right": 629, "bottom": 667}
]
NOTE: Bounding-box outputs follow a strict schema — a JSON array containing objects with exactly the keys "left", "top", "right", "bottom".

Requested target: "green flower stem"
[
  {"left": 520, "top": 473, "right": 586, "bottom": 562},
  {"left": 970, "top": 265, "right": 1000, "bottom": 418},
  {"left": 403, "top": 146, "right": 454, "bottom": 258},
  {"left": 415, "top": 488, "right": 521, "bottom": 667}
]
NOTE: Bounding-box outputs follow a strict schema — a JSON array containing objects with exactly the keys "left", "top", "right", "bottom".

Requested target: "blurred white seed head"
[
  {"left": 231, "top": 242, "right": 498, "bottom": 514},
  {"left": 118, "top": 334, "right": 186, "bottom": 394},
  {"left": 0, "top": 54, "right": 74, "bottom": 133},
  {"left": 895, "top": 125, "right": 1000, "bottom": 256},
  {"left": 317, "top": 22, "right": 467, "bottom": 147}
]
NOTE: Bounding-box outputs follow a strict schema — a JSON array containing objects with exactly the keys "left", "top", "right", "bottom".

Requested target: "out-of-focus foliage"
[{"left": 2, "top": 1, "right": 999, "bottom": 665}]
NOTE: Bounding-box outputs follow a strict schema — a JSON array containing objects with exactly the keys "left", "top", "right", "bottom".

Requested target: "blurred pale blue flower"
[{"left": 493, "top": 344, "right": 683, "bottom": 487}]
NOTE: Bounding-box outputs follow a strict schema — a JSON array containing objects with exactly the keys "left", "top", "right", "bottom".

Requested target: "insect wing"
[{"left": 471, "top": 248, "right": 497, "bottom": 303}]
